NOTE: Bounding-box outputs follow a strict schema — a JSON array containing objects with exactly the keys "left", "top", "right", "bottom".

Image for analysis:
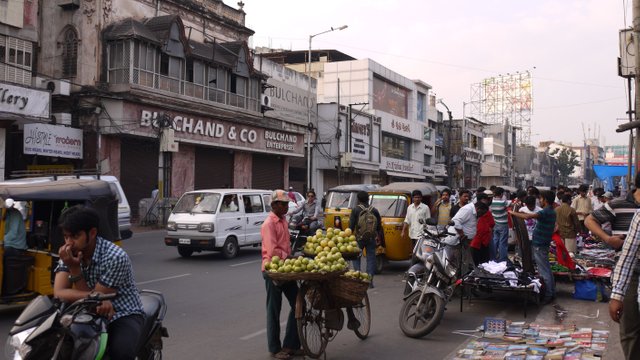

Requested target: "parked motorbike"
[
  {"left": 5, "top": 290, "right": 168, "bottom": 359},
  {"left": 399, "top": 218, "right": 466, "bottom": 338}
]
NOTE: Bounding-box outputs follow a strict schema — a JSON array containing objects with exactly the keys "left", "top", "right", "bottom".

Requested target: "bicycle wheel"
[
  {"left": 296, "top": 284, "right": 328, "bottom": 359},
  {"left": 351, "top": 293, "right": 371, "bottom": 339}
]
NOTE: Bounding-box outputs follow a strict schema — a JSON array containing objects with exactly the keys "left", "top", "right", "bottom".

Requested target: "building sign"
[
  {"left": 381, "top": 156, "right": 422, "bottom": 175},
  {"left": 0, "top": 82, "right": 50, "bottom": 118},
  {"left": 372, "top": 76, "right": 408, "bottom": 119},
  {"left": 351, "top": 116, "right": 372, "bottom": 160},
  {"left": 23, "top": 123, "right": 83, "bottom": 159},
  {"left": 380, "top": 117, "right": 422, "bottom": 140},
  {"left": 258, "top": 57, "right": 315, "bottom": 126},
  {"left": 136, "top": 108, "right": 304, "bottom": 156}
]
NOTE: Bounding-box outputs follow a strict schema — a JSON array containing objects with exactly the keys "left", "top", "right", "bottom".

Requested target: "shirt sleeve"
[
  {"left": 611, "top": 211, "right": 640, "bottom": 301},
  {"left": 54, "top": 259, "right": 69, "bottom": 273},
  {"left": 452, "top": 206, "right": 467, "bottom": 230},
  {"left": 261, "top": 219, "right": 287, "bottom": 264},
  {"left": 590, "top": 203, "right": 615, "bottom": 226},
  {"left": 404, "top": 206, "right": 412, "bottom": 225}
]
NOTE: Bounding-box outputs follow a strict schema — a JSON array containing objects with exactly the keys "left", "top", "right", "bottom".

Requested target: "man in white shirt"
[
  {"left": 401, "top": 190, "right": 431, "bottom": 247},
  {"left": 452, "top": 202, "right": 478, "bottom": 240}
]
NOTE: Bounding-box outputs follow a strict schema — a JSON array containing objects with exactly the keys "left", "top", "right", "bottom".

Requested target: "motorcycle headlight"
[
  {"left": 5, "top": 328, "right": 35, "bottom": 360},
  {"left": 166, "top": 221, "right": 177, "bottom": 231},
  {"left": 198, "top": 222, "right": 214, "bottom": 232}
]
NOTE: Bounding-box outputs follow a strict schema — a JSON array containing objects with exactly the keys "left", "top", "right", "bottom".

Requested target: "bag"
[
  {"left": 357, "top": 205, "right": 378, "bottom": 242},
  {"left": 573, "top": 279, "right": 609, "bottom": 302}
]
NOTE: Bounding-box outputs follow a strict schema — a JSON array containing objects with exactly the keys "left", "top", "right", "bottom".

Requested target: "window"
[
  {"left": 424, "top": 154, "right": 432, "bottom": 166},
  {"left": 382, "top": 133, "right": 411, "bottom": 160},
  {"left": 108, "top": 41, "right": 130, "bottom": 84},
  {"left": 158, "top": 52, "right": 182, "bottom": 93},
  {"left": 417, "top": 92, "right": 426, "bottom": 122},
  {"left": 0, "top": 35, "right": 33, "bottom": 85},
  {"left": 423, "top": 126, "right": 432, "bottom": 141},
  {"left": 370, "top": 195, "right": 406, "bottom": 217},
  {"left": 133, "top": 41, "right": 156, "bottom": 87},
  {"left": 243, "top": 194, "right": 264, "bottom": 213},
  {"left": 220, "top": 194, "right": 239, "bottom": 213},
  {"left": 62, "top": 28, "right": 78, "bottom": 77}
]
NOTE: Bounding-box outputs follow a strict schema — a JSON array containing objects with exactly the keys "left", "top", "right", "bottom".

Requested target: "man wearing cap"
[
  {"left": 3, "top": 198, "right": 27, "bottom": 257},
  {"left": 261, "top": 190, "right": 300, "bottom": 359},
  {"left": 490, "top": 187, "right": 510, "bottom": 262}
]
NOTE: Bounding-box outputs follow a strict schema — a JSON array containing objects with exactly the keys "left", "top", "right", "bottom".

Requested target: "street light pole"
[
  {"left": 307, "top": 25, "right": 347, "bottom": 192},
  {"left": 437, "top": 99, "right": 453, "bottom": 189}
]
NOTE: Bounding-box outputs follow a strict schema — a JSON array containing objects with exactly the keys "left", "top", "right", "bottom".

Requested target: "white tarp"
[{"left": 23, "top": 123, "right": 83, "bottom": 159}]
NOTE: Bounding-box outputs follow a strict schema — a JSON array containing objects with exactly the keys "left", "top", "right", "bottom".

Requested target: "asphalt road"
[{"left": 0, "top": 230, "right": 553, "bottom": 359}]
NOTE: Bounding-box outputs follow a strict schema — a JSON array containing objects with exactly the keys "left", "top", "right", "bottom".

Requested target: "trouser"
[
  {"left": 578, "top": 219, "right": 587, "bottom": 234},
  {"left": 263, "top": 272, "right": 300, "bottom": 354},
  {"left": 471, "top": 246, "right": 490, "bottom": 267},
  {"left": 107, "top": 314, "right": 145, "bottom": 360},
  {"left": 353, "top": 237, "right": 377, "bottom": 281},
  {"left": 3, "top": 247, "right": 26, "bottom": 257},
  {"left": 562, "top": 237, "right": 577, "bottom": 253},
  {"left": 491, "top": 223, "right": 509, "bottom": 262},
  {"left": 620, "top": 276, "right": 640, "bottom": 359},
  {"left": 532, "top": 245, "right": 554, "bottom": 300}
]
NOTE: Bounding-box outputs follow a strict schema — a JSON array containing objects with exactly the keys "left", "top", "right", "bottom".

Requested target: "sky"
[{"left": 231, "top": 0, "right": 631, "bottom": 148}]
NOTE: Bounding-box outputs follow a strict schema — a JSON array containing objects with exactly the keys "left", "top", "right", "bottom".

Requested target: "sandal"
[
  {"left": 283, "top": 348, "right": 305, "bottom": 356},
  {"left": 271, "top": 351, "right": 291, "bottom": 359}
]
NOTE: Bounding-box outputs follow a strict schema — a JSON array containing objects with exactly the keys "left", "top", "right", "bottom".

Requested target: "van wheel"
[
  {"left": 222, "top": 237, "right": 239, "bottom": 259},
  {"left": 178, "top": 247, "right": 193, "bottom": 258},
  {"left": 375, "top": 255, "right": 385, "bottom": 274}
]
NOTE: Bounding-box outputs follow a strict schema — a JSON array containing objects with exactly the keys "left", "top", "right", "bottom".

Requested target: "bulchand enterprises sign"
[
  {"left": 23, "top": 123, "right": 83, "bottom": 159},
  {"left": 138, "top": 109, "right": 304, "bottom": 156}
]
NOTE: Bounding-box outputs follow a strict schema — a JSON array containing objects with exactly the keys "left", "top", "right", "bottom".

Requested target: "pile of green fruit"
[
  {"left": 343, "top": 270, "right": 371, "bottom": 282},
  {"left": 265, "top": 250, "right": 348, "bottom": 274},
  {"left": 303, "top": 227, "right": 360, "bottom": 256}
]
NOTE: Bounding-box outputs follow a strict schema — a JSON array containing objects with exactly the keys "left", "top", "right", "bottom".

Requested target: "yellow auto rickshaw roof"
[
  {"left": 326, "top": 184, "right": 381, "bottom": 193},
  {"left": 374, "top": 182, "right": 438, "bottom": 195}
]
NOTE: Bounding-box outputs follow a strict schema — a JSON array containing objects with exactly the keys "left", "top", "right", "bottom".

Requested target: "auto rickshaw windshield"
[
  {"left": 327, "top": 192, "right": 352, "bottom": 209},
  {"left": 174, "top": 193, "right": 221, "bottom": 213},
  {"left": 370, "top": 194, "right": 406, "bottom": 217}
]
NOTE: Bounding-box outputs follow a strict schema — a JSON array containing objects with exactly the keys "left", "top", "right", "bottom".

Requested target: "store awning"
[{"left": 385, "top": 171, "right": 426, "bottom": 180}]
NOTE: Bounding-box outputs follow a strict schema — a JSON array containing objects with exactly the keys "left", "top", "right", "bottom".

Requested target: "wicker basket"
[
  {"left": 266, "top": 269, "right": 346, "bottom": 282},
  {"left": 329, "top": 276, "right": 369, "bottom": 307}
]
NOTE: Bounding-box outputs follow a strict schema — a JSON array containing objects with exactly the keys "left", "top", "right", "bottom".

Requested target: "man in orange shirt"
[{"left": 261, "top": 189, "right": 301, "bottom": 359}]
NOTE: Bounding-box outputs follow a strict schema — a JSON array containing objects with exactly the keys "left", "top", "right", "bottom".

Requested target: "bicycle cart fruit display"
[{"left": 266, "top": 264, "right": 371, "bottom": 359}]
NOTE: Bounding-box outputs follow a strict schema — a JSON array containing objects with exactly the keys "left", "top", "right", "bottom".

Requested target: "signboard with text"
[
  {"left": 381, "top": 156, "right": 422, "bottom": 175},
  {"left": 260, "top": 58, "right": 315, "bottom": 126},
  {"left": 0, "top": 82, "right": 50, "bottom": 118},
  {"left": 351, "top": 115, "right": 373, "bottom": 160},
  {"left": 131, "top": 106, "right": 304, "bottom": 156},
  {"left": 372, "top": 76, "right": 408, "bottom": 119},
  {"left": 23, "top": 123, "right": 83, "bottom": 159}
]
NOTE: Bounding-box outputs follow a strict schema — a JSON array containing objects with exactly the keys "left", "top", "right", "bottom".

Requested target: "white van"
[
  {"left": 0, "top": 175, "right": 132, "bottom": 239},
  {"left": 165, "top": 189, "right": 272, "bottom": 258}
]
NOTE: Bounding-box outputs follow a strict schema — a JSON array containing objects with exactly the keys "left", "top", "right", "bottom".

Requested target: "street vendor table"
[{"left": 459, "top": 278, "right": 540, "bottom": 318}]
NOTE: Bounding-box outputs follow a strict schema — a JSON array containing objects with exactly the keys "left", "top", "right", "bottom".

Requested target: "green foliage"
[{"left": 550, "top": 148, "right": 580, "bottom": 185}]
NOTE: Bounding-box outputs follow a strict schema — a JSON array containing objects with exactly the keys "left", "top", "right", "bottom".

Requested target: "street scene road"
[{"left": 0, "top": 230, "right": 621, "bottom": 359}]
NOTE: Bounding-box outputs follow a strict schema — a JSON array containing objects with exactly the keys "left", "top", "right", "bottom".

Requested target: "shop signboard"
[
  {"left": 372, "top": 76, "right": 408, "bottom": 119},
  {"left": 381, "top": 156, "right": 423, "bottom": 177},
  {"left": 23, "top": 123, "right": 83, "bottom": 159},
  {"left": 0, "top": 82, "right": 50, "bottom": 118},
  {"left": 350, "top": 115, "right": 372, "bottom": 160},
  {"left": 134, "top": 106, "right": 305, "bottom": 157}
]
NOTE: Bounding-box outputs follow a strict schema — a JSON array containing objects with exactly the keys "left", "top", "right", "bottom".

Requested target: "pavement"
[
  {"left": 131, "top": 223, "right": 165, "bottom": 234},
  {"left": 446, "top": 281, "right": 624, "bottom": 359}
]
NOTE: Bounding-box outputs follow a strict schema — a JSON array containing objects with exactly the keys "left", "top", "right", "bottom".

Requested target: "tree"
[{"left": 550, "top": 147, "right": 580, "bottom": 185}]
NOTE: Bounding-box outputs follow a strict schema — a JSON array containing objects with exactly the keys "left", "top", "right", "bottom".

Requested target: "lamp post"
[
  {"left": 437, "top": 99, "right": 453, "bottom": 189},
  {"left": 306, "top": 25, "right": 348, "bottom": 192}
]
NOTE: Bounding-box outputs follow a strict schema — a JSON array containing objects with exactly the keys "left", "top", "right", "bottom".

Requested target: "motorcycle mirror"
[
  {"left": 425, "top": 218, "right": 438, "bottom": 226},
  {"left": 448, "top": 220, "right": 455, "bottom": 226}
]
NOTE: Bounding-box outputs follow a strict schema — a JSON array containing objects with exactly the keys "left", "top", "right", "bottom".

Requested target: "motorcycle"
[
  {"left": 5, "top": 290, "right": 168, "bottom": 359},
  {"left": 398, "top": 218, "right": 466, "bottom": 338},
  {"left": 288, "top": 213, "right": 321, "bottom": 254}
]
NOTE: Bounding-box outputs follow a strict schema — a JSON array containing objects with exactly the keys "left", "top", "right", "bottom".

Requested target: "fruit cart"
[{"left": 267, "top": 269, "right": 371, "bottom": 359}]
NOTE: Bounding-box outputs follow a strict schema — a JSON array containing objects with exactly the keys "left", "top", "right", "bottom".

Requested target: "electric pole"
[{"left": 634, "top": 0, "right": 640, "bottom": 178}]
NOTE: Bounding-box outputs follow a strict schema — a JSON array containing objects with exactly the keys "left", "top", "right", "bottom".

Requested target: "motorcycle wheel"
[{"left": 398, "top": 290, "right": 445, "bottom": 338}]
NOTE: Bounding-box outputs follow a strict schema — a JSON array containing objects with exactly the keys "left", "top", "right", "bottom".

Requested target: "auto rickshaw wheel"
[
  {"left": 177, "top": 246, "right": 193, "bottom": 258},
  {"left": 221, "top": 237, "right": 239, "bottom": 259},
  {"left": 374, "top": 255, "right": 385, "bottom": 274}
]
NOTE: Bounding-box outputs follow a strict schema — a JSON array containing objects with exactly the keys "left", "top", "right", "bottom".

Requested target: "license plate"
[{"left": 178, "top": 238, "right": 191, "bottom": 245}]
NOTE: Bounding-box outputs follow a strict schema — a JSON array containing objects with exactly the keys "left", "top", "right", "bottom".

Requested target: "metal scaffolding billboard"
[{"left": 468, "top": 71, "right": 533, "bottom": 145}]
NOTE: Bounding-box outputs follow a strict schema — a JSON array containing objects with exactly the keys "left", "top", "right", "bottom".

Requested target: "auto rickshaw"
[
  {"left": 368, "top": 182, "right": 438, "bottom": 273},
  {"left": 323, "top": 184, "right": 381, "bottom": 230},
  {"left": 0, "top": 179, "right": 120, "bottom": 304}
]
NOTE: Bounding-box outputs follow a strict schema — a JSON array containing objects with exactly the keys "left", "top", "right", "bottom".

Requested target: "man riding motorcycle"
[
  {"left": 289, "top": 190, "right": 322, "bottom": 234},
  {"left": 53, "top": 205, "right": 144, "bottom": 360}
]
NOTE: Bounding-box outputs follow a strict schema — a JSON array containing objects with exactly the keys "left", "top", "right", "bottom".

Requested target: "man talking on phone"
[{"left": 585, "top": 172, "right": 640, "bottom": 359}]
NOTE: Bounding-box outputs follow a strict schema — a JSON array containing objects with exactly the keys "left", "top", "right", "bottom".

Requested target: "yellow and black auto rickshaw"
[
  {"left": 323, "top": 184, "right": 381, "bottom": 231},
  {"left": 0, "top": 179, "right": 120, "bottom": 304},
  {"left": 369, "top": 182, "right": 438, "bottom": 273}
]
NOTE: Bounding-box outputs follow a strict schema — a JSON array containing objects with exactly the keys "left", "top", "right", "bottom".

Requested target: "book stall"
[{"left": 452, "top": 318, "right": 609, "bottom": 360}]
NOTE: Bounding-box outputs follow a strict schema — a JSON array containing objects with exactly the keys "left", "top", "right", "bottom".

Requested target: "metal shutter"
[
  {"left": 194, "top": 147, "right": 233, "bottom": 189},
  {"left": 252, "top": 154, "right": 283, "bottom": 190}
]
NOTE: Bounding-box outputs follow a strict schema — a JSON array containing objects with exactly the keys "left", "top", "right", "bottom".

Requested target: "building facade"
[{"left": 32, "top": 0, "right": 304, "bottom": 216}]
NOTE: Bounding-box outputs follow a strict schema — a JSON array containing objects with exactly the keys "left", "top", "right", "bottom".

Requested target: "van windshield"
[
  {"left": 174, "top": 193, "right": 221, "bottom": 214},
  {"left": 327, "top": 192, "right": 352, "bottom": 209}
]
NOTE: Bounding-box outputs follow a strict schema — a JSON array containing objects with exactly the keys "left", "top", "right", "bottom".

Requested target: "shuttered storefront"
[
  {"left": 194, "top": 147, "right": 233, "bottom": 189},
  {"left": 120, "top": 137, "right": 158, "bottom": 219},
  {"left": 252, "top": 154, "right": 283, "bottom": 190}
]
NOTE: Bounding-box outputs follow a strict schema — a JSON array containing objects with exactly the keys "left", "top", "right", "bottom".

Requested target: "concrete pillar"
[{"left": 233, "top": 152, "right": 252, "bottom": 188}]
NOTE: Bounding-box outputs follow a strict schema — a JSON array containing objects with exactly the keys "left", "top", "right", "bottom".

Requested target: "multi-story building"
[
  {"left": 30, "top": 1, "right": 305, "bottom": 215},
  {"left": 480, "top": 123, "right": 518, "bottom": 187},
  {"left": 447, "top": 117, "right": 484, "bottom": 189},
  {"left": 0, "top": 1, "right": 53, "bottom": 180},
  {"left": 429, "top": 94, "right": 447, "bottom": 185}
]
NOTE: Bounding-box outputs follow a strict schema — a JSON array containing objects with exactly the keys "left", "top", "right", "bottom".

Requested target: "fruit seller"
[{"left": 261, "top": 189, "right": 301, "bottom": 360}]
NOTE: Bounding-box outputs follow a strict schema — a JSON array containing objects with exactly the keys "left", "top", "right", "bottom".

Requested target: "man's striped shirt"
[
  {"left": 590, "top": 192, "right": 640, "bottom": 235},
  {"left": 490, "top": 198, "right": 509, "bottom": 225}
]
